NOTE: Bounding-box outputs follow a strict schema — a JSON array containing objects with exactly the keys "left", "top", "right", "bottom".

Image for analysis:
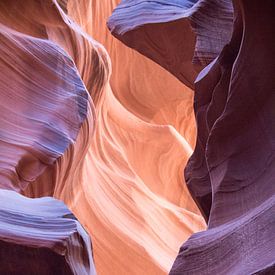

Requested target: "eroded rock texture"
[
  {"left": 171, "top": 1, "right": 275, "bottom": 273},
  {"left": 2, "top": 0, "right": 272, "bottom": 273},
  {"left": 108, "top": 0, "right": 233, "bottom": 88},
  {"left": 0, "top": 189, "right": 96, "bottom": 275},
  {"left": 0, "top": 0, "right": 206, "bottom": 274},
  {"left": 0, "top": 23, "right": 90, "bottom": 192},
  {"left": 109, "top": 0, "right": 275, "bottom": 274},
  {"left": 0, "top": 1, "right": 98, "bottom": 273}
]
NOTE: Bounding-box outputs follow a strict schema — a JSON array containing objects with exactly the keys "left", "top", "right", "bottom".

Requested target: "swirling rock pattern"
[
  {"left": 2, "top": 0, "right": 272, "bottom": 274},
  {"left": 109, "top": 0, "right": 275, "bottom": 274},
  {"left": 57, "top": 1, "right": 206, "bottom": 274},
  {"left": 0, "top": 0, "right": 206, "bottom": 275}
]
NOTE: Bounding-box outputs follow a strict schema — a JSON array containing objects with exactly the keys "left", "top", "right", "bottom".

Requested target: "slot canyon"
[{"left": 0, "top": 1, "right": 274, "bottom": 274}]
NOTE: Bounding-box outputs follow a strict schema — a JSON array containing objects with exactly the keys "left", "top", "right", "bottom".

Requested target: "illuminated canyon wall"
[{"left": 0, "top": 0, "right": 274, "bottom": 274}]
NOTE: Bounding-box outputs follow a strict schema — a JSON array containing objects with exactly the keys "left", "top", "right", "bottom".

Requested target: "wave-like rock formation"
[
  {"left": 56, "top": 1, "right": 206, "bottom": 274},
  {"left": 0, "top": 189, "right": 96, "bottom": 275},
  {"left": 109, "top": 0, "right": 275, "bottom": 274},
  {"left": 2, "top": 0, "right": 273, "bottom": 274},
  {"left": 0, "top": 0, "right": 206, "bottom": 274}
]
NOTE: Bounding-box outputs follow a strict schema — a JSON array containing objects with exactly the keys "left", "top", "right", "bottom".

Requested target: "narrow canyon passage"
[{"left": 0, "top": 1, "right": 274, "bottom": 275}]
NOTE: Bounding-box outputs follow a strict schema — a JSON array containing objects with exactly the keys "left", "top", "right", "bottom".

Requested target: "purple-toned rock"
[
  {"left": 171, "top": 0, "right": 275, "bottom": 273},
  {"left": 108, "top": 0, "right": 233, "bottom": 88},
  {"left": 0, "top": 189, "right": 96, "bottom": 275},
  {"left": 0, "top": 24, "right": 89, "bottom": 193}
]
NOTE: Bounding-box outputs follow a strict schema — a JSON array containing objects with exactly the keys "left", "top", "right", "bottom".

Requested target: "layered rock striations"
[
  {"left": 0, "top": 23, "right": 91, "bottom": 193},
  {"left": 2, "top": 0, "right": 272, "bottom": 274},
  {"left": 54, "top": 1, "right": 206, "bottom": 274},
  {"left": 0, "top": 189, "right": 96, "bottom": 275},
  {"left": 170, "top": 1, "right": 275, "bottom": 273},
  {"left": 0, "top": 0, "right": 207, "bottom": 274},
  {"left": 109, "top": 0, "right": 275, "bottom": 274},
  {"left": 0, "top": 0, "right": 100, "bottom": 273}
]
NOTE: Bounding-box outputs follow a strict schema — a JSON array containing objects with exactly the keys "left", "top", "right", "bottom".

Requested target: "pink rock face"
[
  {"left": 0, "top": 2, "right": 97, "bottom": 273},
  {"left": 56, "top": 1, "right": 206, "bottom": 274}
]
